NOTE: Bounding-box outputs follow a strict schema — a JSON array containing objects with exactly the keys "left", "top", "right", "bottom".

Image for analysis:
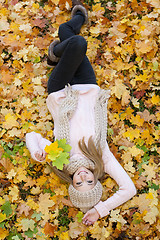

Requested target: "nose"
[{"left": 80, "top": 173, "right": 87, "bottom": 181}]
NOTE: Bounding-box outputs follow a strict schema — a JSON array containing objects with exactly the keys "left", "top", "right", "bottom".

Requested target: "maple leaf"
[
  {"left": 45, "top": 139, "right": 71, "bottom": 170},
  {"left": 57, "top": 139, "right": 72, "bottom": 152},
  {"left": 17, "top": 203, "right": 31, "bottom": 217},
  {"left": 44, "top": 222, "right": 57, "bottom": 237},
  {"left": 0, "top": 228, "right": 9, "bottom": 240},
  {"left": 38, "top": 193, "right": 55, "bottom": 215},
  {"left": 0, "top": 213, "right": 6, "bottom": 223},
  {"left": 33, "top": 18, "right": 48, "bottom": 28},
  {"left": 52, "top": 152, "right": 70, "bottom": 170},
  {"left": 110, "top": 209, "right": 127, "bottom": 225},
  {"left": 1, "top": 201, "right": 13, "bottom": 217},
  {"left": 9, "top": 185, "right": 19, "bottom": 202},
  {"left": 20, "top": 218, "right": 35, "bottom": 231},
  {"left": 59, "top": 231, "right": 70, "bottom": 240},
  {"left": 6, "top": 169, "right": 17, "bottom": 179},
  {"left": 69, "top": 219, "right": 87, "bottom": 239},
  {"left": 2, "top": 113, "right": 19, "bottom": 130},
  {"left": 76, "top": 211, "right": 84, "bottom": 223}
]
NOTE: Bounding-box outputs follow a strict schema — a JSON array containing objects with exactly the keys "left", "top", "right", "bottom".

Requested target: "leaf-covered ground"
[{"left": 0, "top": 0, "right": 159, "bottom": 239}]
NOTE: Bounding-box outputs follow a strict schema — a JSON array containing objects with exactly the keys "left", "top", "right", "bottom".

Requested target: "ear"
[{"left": 61, "top": 198, "right": 74, "bottom": 207}]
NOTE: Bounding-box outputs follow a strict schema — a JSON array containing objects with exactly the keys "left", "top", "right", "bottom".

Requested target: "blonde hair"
[{"left": 48, "top": 137, "right": 104, "bottom": 184}]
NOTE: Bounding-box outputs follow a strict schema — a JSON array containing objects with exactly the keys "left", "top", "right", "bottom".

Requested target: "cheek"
[{"left": 72, "top": 174, "right": 78, "bottom": 186}]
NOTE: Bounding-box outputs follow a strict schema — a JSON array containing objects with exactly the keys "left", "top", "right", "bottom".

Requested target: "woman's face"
[{"left": 72, "top": 167, "right": 95, "bottom": 192}]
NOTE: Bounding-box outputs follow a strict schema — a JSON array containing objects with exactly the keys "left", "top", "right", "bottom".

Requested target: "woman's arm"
[
  {"left": 26, "top": 132, "right": 51, "bottom": 162},
  {"left": 94, "top": 143, "right": 137, "bottom": 218},
  {"left": 83, "top": 142, "right": 136, "bottom": 225}
]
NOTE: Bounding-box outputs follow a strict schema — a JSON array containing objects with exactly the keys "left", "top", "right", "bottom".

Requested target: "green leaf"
[
  {"left": 136, "top": 144, "right": 148, "bottom": 152},
  {"left": 148, "top": 182, "right": 159, "bottom": 190},
  {"left": 76, "top": 211, "right": 84, "bottom": 223},
  {"left": 56, "top": 139, "right": 72, "bottom": 152},
  {"left": 107, "top": 128, "right": 114, "bottom": 136},
  {"left": 153, "top": 61, "right": 158, "bottom": 71},
  {"left": 1, "top": 201, "right": 13, "bottom": 217},
  {"left": 25, "top": 227, "right": 38, "bottom": 238},
  {"left": 52, "top": 152, "right": 70, "bottom": 170},
  {"left": 119, "top": 146, "right": 128, "bottom": 151},
  {"left": 142, "top": 153, "right": 150, "bottom": 163},
  {"left": 7, "top": 142, "right": 13, "bottom": 148},
  {"left": 12, "top": 236, "right": 20, "bottom": 240},
  {"left": 33, "top": 56, "right": 41, "bottom": 63},
  {"left": 0, "top": 222, "right": 5, "bottom": 228},
  {"left": 31, "top": 212, "right": 43, "bottom": 221},
  {"left": 48, "top": 150, "right": 60, "bottom": 161}
]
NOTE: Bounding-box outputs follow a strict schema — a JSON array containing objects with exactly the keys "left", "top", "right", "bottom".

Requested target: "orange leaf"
[
  {"left": 0, "top": 228, "right": 9, "bottom": 239},
  {"left": 44, "top": 222, "right": 57, "bottom": 237}
]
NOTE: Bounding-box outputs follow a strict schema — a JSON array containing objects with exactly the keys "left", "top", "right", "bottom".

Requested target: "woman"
[{"left": 26, "top": 0, "right": 136, "bottom": 226}]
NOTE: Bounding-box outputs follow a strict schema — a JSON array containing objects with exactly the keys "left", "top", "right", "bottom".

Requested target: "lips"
[{"left": 78, "top": 170, "right": 88, "bottom": 175}]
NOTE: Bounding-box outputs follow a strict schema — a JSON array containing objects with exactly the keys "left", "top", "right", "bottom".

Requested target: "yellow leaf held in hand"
[{"left": 45, "top": 141, "right": 63, "bottom": 154}]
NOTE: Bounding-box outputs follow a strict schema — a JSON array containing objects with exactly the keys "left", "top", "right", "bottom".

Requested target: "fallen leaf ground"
[{"left": 0, "top": 0, "right": 159, "bottom": 239}]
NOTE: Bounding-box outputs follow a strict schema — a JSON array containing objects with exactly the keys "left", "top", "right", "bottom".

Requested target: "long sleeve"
[
  {"left": 94, "top": 142, "right": 137, "bottom": 218},
  {"left": 26, "top": 132, "right": 51, "bottom": 161}
]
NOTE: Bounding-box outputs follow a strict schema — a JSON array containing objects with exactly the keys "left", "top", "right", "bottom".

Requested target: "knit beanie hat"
[
  {"left": 68, "top": 181, "right": 102, "bottom": 213},
  {"left": 65, "top": 154, "right": 95, "bottom": 175}
]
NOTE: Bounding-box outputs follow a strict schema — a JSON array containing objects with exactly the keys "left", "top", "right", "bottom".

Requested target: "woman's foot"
[
  {"left": 72, "top": 0, "right": 83, "bottom": 8},
  {"left": 47, "top": 40, "right": 60, "bottom": 67},
  {"left": 71, "top": 0, "right": 88, "bottom": 24}
]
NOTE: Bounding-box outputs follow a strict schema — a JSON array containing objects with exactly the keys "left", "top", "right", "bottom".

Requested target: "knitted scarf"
[{"left": 57, "top": 85, "right": 110, "bottom": 151}]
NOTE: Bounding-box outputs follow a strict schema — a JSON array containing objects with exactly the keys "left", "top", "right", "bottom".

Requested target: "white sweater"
[{"left": 26, "top": 84, "right": 136, "bottom": 218}]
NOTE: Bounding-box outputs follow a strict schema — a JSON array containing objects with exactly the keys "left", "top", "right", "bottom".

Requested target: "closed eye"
[
  {"left": 76, "top": 182, "right": 82, "bottom": 186},
  {"left": 87, "top": 180, "right": 93, "bottom": 184}
]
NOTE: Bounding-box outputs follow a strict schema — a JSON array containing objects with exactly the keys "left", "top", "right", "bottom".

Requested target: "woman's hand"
[
  {"left": 34, "top": 150, "right": 46, "bottom": 162},
  {"left": 82, "top": 208, "right": 100, "bottom": 226}
]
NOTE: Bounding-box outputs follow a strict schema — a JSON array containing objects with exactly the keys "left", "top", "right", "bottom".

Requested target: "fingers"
[
  {"left": 82, "top": 212, "right": 89, "bottom": 222},
  {"left": 34, "top": 150, "right": 46, "bottom": 161},
  {"left": 82, "top": 213, "right": 93, "bottom": 225},
  {"left": 83, "top": 219, "right": 93, "bottom": 226},
  {"left": 42, "top": 150, "right": 47, "bottom": 158}
]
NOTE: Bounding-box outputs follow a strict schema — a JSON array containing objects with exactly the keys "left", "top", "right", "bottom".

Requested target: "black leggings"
[{"left": 47, "top": 11, "right": 97, "bottom": 94}]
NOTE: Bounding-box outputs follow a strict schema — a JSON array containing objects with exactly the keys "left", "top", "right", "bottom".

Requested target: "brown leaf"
[
  {"left": 133, "top": 89, "right": 146, "bottom": 99},
  {"left": 44, "top": 222, "right": 57, "bottom": 237},
  {"left": 0, "top": 158, "right": 14, "bottom": 172},
  {"left": 32, "top": 18, "right": 48, "bottom": 29},
  {"left": 135, "top": 176, "right": 147, "bottom": 189}
]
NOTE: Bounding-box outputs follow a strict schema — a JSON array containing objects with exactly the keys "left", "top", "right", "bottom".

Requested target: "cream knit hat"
[
  {"left": 68, "top": 181, "right": 102, "bottom": 213},
  {"left": 65, "top": 154, "right": 95, "bottom": 175}
]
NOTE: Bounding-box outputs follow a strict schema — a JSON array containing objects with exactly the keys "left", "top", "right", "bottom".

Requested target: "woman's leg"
[
  {"left": 47, "top": 35, "right": 88, "bottom": 93},
  {"left": 47, "top": 12, "right": 96, "bottom": 94}
]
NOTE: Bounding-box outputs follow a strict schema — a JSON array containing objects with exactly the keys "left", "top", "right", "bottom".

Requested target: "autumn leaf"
[
  {"left": 1, "top": 201, "right": 13, "bottom": 217},
  {"left": 20, "top": 218, "right": 35, "bottom": 231},
  {"left": 44, "top": 222, "right": 57, "bottom": 237},
  {"left": 45, "top": 139, "right": 71, "bottom": 170},
  {"left": 76, "top": 211, "right": 84, "bottom": 223}
]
